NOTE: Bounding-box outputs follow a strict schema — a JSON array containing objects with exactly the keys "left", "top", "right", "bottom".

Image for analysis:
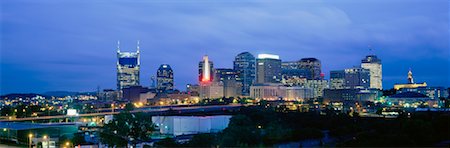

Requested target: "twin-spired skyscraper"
[{"left": 116, "top": 41, "right": 140, "bottom": 90}]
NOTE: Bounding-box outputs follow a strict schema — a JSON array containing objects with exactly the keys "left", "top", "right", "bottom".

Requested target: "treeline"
[{"left": 155, "top": 106, "right": 450, "bottom": 147}]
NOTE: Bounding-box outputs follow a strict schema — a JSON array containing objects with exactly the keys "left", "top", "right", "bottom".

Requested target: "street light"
[
  {"left": 111, "top": 103, "right": 115, "bottom": 113},
  {"left": 28, "top": 134, "right": 33, "bottom": 148},
  {"left": 65, "top": 141, "right": 71, "bottom": 148},
  {"left": 43, "top": 135, "right": 48, "bottom": 148}
]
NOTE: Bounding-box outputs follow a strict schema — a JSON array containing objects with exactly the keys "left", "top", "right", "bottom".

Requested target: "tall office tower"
[
  {"left": 330, "top": 70, "right": 345, "bottom": 89},
  {"left": 233, "top": 52, "right": 256, "bottom": 96},
  {"left": 344, "top": 68, "right": 370, "bottom": 89},
  {"left": 215, "top": 68, "right": 242, "bottom": 98},
  {"left": 117, "top": 41, "right": 140, "bottom": 90},
  {"left": 299, "top": 58, "right": 322, "bottom": 80},
  {"left": 361, "top": 55, "right": 382, "bottom": 89},
  {"left": 256, "top": 54, "right": 282, "bottom": 84},
  {"left": 199, "top": 55, "right": 223, "bottom": 99},
  {"left": 156, "top": 64, "right": 174, "bottom": 92},
  {"left": 199, "top": 55, "right": 214, "bottom": 83},
  {"left": 282, "top": 61, "right": 300, "bottom": 70}
]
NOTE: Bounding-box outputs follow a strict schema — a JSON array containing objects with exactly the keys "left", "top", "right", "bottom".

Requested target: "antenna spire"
[
  {"left": 137, "top": 40, "right": 140, "bottom": 53},
  {"left": 117, "top": 40, "right": 120, "bottom": 53}
]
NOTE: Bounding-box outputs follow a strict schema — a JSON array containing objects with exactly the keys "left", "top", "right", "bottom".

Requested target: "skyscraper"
[
  {"left": 215, "top": 68, "right": 242, "bottom": 98},
  {"left": 117, "top": 41, "right": 140, "bottom": 90},
  {"left": 256, "top": 54, "right": 282, "bottom": 84},
  {"left": 299, "top": 58, "right": 322, "bottom": 80},
  {"left": 361, "top": 54, "right": 382, "bottom": 90},
  {"left": 199, "top": 55, "right": 214, "bottom": 83},
  {"left": 233, "top": 52, "right": 256, "bottom": 95},
  {"left": 330, "top": 70, "right": 345, "bottom": 89},
  {"left": 344, "top": 68, "right": 370, "bottom": 89},
  {"left": 156, "top": 64, "right": 174, "bottom": 92},
  {"left": 199, "top": 55, "right": 223, "bottom": 99}
]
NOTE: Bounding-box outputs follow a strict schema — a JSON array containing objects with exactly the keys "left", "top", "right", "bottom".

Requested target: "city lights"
[{"left": 0, "top": 1, "right": 448, "bottom": 147}]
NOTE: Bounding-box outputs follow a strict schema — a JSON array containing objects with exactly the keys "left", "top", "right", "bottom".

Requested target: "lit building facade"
[
  {"left": 299, "top": 58, "right": 322, "bottom": 80},
  {"left": 250, "top": 83, "right": 313, "bottom": 101},
  {"left": 156, "top": 64, "right": 174, "bottom": 92},
  {"left": 215, "top": 68, "right": 242, "bottom": 98},
  {"left": 394, "top": 69, "right": 427, "bottom": 90},
  {"left": 386, "top": 92, "right": 437, "bottom": 108},
  {"left": 199, "top": 55, "right": 214, "bottom": 83},
  {"left": 282, "top": 61, "right": 310, "bottom": 84},
  {"left": 361, "top": 55, "right": 382, "bottom": 90},
  {"left": 117, "top": 41, "right": 140, "bottom": 90},
  {"left": 304, "top": 79, "right": 329, "bottom": 98},
  {"left": 344, "top": 68, "right": 370, "bottom": 89},
  {"left": 323, "top": 88, "right": 381, "bottom": 103},
  {"left": 330, "top": 70, "right": 345, "bottom": 89},
  {"left": 199, "top": 82, "right": 224, "bottom": 99},
  {"left": 256, "top": 54, "right": 282, "bottom": 84},
  {"left": 233, "top": 52, "right": 256, "bottom": 96},
  {"left": 198, "top": 55, "right": 223, "bottom": 99}
]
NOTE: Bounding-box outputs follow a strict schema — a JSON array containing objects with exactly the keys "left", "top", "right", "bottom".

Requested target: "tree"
[
  {"left": 124, "top": 103, "right": 134, "bottom": 112},
  {"left": 186, "top": 133, "right": 218, "bottom": 147},
  {"left": 99, "top": 112, "right": 155, "bottom": 147},
  {"left": 72, "top": 132, "right": 87, "bottom": 146},
  {"left": 154, "top": 138, "right": 179, "bottom": 147}
]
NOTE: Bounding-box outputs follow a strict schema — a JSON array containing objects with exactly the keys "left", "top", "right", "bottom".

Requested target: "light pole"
[
  {"left": 65, "top": 141, "right": 71, "bottom": 148},
  {"left": 43, "top": 135, "right": 48, "bottom": 148},
  {"left": 28, "top": 134, "right": 33, "bottom": 148},
  {"left": 111, "top": 103, "right": 115, "bottom": 113}
]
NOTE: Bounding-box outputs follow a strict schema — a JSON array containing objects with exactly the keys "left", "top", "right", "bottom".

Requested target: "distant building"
[
  {"left": 199, "top": 82, "right": 224, "bottom": 99},
  {"left": 361, "top": 54, "right": 382, "bottom": 89},
  {"left": 149, "top": 92, "right": 200, "bottom": 105},
  {"left": 186, "top": 84, "right": 200, "bottom": 96},
  {"left": 386, "top": 92, "right": 437, "bottom": 108},
  {"left": 199, "top": 55, "right": 223, "bottom": 99},
  {"left": 199, "top": 55, "right": 214, "bottom": 83},
  {"left": 304, "top": 79, "right": 329, "bottom": 98},
  {"left": 394, "top": 69, "right": 427, "bottom": 90},
  {"left": 233, "top": 52, "right": 256, "bottom": 96},
  {"left": 0, "top": 122, "right": 78, "bottom": 146},
  {"left": 416, "top": 87, "right": 449, "bottom": 100},
  {"left": 344, "top": 68, "right": 370, "bottom": 89},
  {"left": 215, "top": 68, "right": 242, "bottom": 98},
  {"left": 250, "top": 83, "right": 313, "bottom": 101},
  {"left": 97, "top": 89, "right": 119, "bottom": 101},
  {"left": 117, "top": 41, "right": 140, "bottom": 90},
  {"left": 156, "top": 64, "right": 174, "bottom": 92},
  {"left": 152, "top": 116, "right": 231, "bottom": 136},
  {"left": 282, "top": 61, "right": 300, "bottom": 70},
  {"left": 323, "top": 88, "right": 381, "bottom": 103},
  {"left": 330, "top": 70, "right": 345, "bottom": 89},
  {"left": 122, "top": 86, "right": 156, "bottom": 103},
  {"left": 299, "top": 58, "right": 322, "bottom": 80},
  {"left": 256, "top": 54, "right": 282, "bottom": 84}
]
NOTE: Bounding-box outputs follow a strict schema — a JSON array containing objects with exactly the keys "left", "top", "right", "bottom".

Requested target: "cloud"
[{"left": 0, "top": 0, "right": 448, "bottom": 94}]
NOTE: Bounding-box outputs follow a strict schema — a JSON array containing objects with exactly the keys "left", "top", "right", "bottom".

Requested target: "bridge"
[{"left": 0, "top": 104, "right": 243, "bottom": 122}]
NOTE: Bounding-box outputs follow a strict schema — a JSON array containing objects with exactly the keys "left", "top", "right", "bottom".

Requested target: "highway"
[{"left": 0, "top": 104, "right": 243, "bottom": 122}]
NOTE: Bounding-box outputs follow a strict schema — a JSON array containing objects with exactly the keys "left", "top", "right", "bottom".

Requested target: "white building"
[
  {"left": 361, "top": 55, "right": 382, "bottom": 90},
  {"left": 151, "top": 116, "right": 231, "bottom": 136}
]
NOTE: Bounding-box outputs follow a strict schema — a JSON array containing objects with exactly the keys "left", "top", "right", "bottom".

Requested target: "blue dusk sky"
[{"left": 1, "top": 0, "right": 449, "bottom": 94}]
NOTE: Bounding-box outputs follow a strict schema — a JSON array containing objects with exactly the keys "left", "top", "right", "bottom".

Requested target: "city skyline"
[{"left": 1, "top": 0, "right": 449, "bottom": 94}]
